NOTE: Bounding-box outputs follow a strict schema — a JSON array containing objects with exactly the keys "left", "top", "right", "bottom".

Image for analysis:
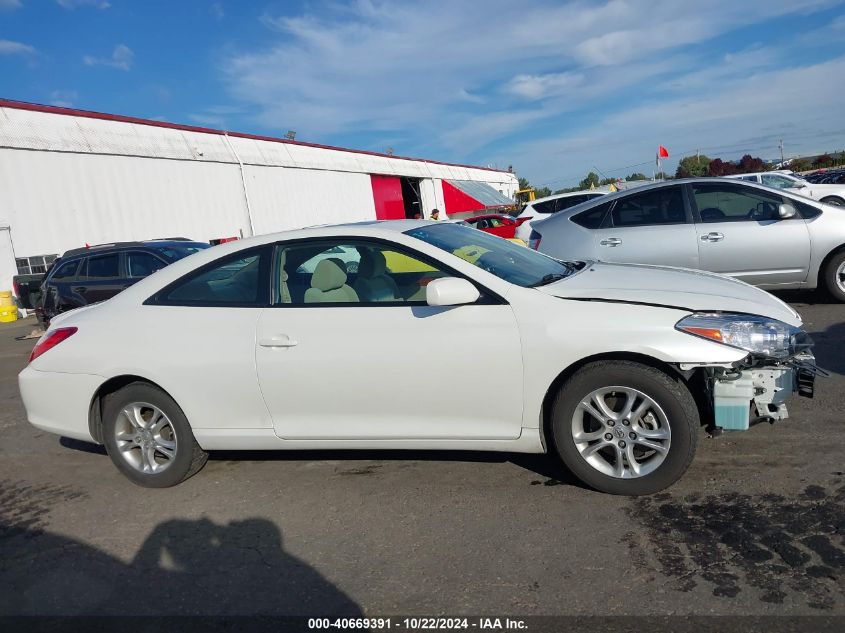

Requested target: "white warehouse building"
[{"left": 0, "top": 99, "right": 518, "bottom": 292}]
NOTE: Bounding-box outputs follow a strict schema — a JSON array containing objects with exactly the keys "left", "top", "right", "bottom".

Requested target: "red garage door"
[{"left": 371, "top": 175, "right": 405, "bottom": 220}]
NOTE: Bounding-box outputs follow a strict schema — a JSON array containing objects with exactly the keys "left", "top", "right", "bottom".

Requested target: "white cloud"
[
  {"left": 0, "top": 0, "right": 22, "bottom": 11},
  {"left": 220, "top": 0, "right": 845, "bottom": 174},
  {"left": 0, "top": 39, "right": 34, "bottom": 55},
  {"left": 49, "top": 90, "right": 78, "bottom": 107},
  {"left": 84, "top": 44, "right": 133, "bottom": 70},
  {"left": 210, "top": 2, "right": 224, "bottom": 20},
  {"left": 507, "top": 72, "right": 584, "bottom": 100},
  {"left": 499, "top": 55, "right": 845, "bottom": 187},
  {"left": 56, "top": 0, "right": 110, "bottom": 9}
]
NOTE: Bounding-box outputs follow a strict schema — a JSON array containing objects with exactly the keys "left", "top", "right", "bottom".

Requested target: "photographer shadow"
[{"left": 1, "top": 511, "right": 362, "bottom": 617}]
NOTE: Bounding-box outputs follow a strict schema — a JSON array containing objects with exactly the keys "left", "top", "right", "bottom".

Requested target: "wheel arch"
[
  {"left": 88, "top": 375, "right": 179, "bottom": 444},
  {"left": 539, "top": 351, "right": 706, "bottom": 453},
  {"left": 816, "top": 243, "right": 845, "bottom": 289},
  {"left": 819, "top": 195, "right": 845, "bottom": 206}
]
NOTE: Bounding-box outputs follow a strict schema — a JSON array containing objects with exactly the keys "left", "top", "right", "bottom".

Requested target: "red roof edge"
[{"left": 0, "top": 98, "right": 511, "bottom": 174}]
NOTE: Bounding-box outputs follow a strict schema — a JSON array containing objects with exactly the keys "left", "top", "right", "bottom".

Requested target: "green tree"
[
  {"left": 579, "top": 171, "right": 600, "bottom": 190},
  {"left": 518, "top": 177, "right": 530, "bottom": 190},
  {"left": 675, "top": 154, "right": 712, "bottom": 178},
  {"left": 535, "top": 186, "right": 552, "bottom": 198},
  {"left": 626, "top": 172, "right": 647, "bottom": 181}
]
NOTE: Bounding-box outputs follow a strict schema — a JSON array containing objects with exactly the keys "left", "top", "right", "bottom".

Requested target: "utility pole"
[{"left": 779, "top": 139, "right": 785, "bottom": 165}]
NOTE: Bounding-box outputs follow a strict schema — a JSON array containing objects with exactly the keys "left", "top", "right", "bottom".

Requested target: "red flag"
[{"left": 658, "top": 145, "right": 669, "bottom": 158}]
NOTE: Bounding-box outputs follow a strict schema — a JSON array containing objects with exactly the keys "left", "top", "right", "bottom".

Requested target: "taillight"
[
  {"left": 29, "top": 327, "right": 77, "bottom": 363},
  {"left": 13, "top": 280, "right": 19, "bottom": 297},
  {"left": 528, "top": 230, "right": 542, "bottom": 250}
]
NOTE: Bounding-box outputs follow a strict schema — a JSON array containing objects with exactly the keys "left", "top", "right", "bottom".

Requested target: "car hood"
[{"left": 538, "top": 261, "right": 802, "bottom": 326}]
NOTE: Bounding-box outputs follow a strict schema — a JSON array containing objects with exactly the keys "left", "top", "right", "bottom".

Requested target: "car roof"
[{"left": 60, "top": 239, "right": 209, "bottom": 259}]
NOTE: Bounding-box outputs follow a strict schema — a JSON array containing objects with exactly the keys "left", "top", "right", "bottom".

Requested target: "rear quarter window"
[{"left": 571, "top": 201, "right": 612, "bottom": 229}]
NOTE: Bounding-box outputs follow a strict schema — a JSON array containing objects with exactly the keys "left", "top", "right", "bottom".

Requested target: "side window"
[
  {"left": 50, "top": 260, "right": 80, "bottom": 280},
  {"left": 610, "top": 187, "right": 686, "bottom": 227},
  {"left": 151, "top": 248, "right": 269, "bottom": 306},
  {"left": 532, "top": 200, "right": 556, "bottom": 214},
  {"left": 554, "top": 195, "right": 587, "bottom": 212},
  {"left": 128, "top": 252, "right": 167, "bottom": 278},
  {"left": 692, "top": 183, "right": 785, "bottom": 223},
  {"left": 792, "top": 199, "right": 822, "bottom": 219},
  {"left": 278, "top": 241, "right": 450, "bottom": 305},
  {"left": 84, "top": 254, "right": 120, "bottom": 279},
  {"left": 739, "top": 175, "right": 759, "bottom": 183},
  {"left": 571, "top": 201, "right": 612, "bottom": 229},
  {"left": 488, "top": 218, "right": 504, "bottom": 228}
]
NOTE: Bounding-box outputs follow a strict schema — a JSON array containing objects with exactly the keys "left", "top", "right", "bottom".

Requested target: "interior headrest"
[
  {"left": 279, "top": 249, "right": 288, "bottom": 282},
  {"left": 358, "top": 250, "right": 387, "bottom": 278},
  {"left": 311, "top": 259, "right": 347, "bottom": 291}
]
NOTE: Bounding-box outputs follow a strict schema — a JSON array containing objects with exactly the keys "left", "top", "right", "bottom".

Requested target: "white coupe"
[{"left": 20, "top": 221, "right": 816, "bottom": 494}]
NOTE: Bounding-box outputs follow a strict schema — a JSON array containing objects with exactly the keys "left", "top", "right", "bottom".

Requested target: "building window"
[{"left": 15, "top": 254, "right": 58, "bottom": 275}]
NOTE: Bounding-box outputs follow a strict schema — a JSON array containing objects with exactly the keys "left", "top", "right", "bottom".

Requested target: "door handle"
[
  {"left": 600, "top": 238, "right": 622, "bottom": 246},
  {"left": 700, "top": 232, "right": 725, "bottom": 242},
  {"left": 73, "top": 286, "right": 87, "bottom": 293},
  {"left": 259, "top": 334, "right": 298, "bottom": 348}
]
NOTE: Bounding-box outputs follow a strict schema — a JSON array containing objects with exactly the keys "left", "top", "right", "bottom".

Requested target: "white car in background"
[
  {"left": 515, "top": 190, "right": 608, "bottom": 242},
  {"left": 729, "top": 171, "right": 845, "bottom": 206},
  {"left": 21, "top": 221, "right": 816, "bottom": 495}
]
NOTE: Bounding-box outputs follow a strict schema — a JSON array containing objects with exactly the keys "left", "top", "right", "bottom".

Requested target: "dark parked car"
[{"left": 30, "top": 239, "right": 209, "bottom": 327}]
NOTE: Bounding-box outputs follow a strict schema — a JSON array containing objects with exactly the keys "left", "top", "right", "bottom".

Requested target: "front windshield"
[{"left": 405, "top": 223, "right": 574, "bottom": 287}]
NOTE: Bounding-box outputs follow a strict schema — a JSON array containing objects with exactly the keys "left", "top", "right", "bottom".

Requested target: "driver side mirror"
[
  {"left": 426, "top": 277, "right": 480, "bottom": 307},
  {"left": 778, "top": 203, "right": 797, "bottom": 219}
]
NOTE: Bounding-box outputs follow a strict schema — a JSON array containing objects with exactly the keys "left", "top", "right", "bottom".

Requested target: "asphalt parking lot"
[{"left": 1, "top": 294, "right": 843, "bottom": 619}]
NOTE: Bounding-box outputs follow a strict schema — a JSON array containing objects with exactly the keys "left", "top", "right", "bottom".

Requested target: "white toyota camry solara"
[{"left": 20, "top": 220, "right": 817, "bottom": 494}]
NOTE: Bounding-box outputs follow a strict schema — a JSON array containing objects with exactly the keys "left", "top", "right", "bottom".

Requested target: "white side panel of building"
[
  {"left": 245, "top": 167, "right": 377, "bottom": 234},
  {"left": 0, "top": 149, "right": 249, "bottom": 257}
]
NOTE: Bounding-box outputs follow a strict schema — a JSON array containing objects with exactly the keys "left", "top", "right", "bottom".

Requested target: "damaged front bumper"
[{"left": 683, "top": 352, "right": 819, "bottom": 432}]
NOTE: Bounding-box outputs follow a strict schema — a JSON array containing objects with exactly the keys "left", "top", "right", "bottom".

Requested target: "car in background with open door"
[{"left": 463, "top": 214, "right": 529, "bottom": 240}]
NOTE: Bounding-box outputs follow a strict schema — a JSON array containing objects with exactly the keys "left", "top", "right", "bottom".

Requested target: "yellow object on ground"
[
  {"left": 0, "top": 290, "right": 13, "bottom": 306},
  {"left": 0, "top": 306, "right": 18, "bottom": 322}
]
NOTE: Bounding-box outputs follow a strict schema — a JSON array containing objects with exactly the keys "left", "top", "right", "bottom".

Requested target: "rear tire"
[
  {"left": 102, "top": 382, "right": 207, "bottom": 487},
  {"left": 823, "top": 250, "right": 845, "bottom": 303},
  {"left": 820, "top": 196, "right": 844, "bottom": 207},
  {"left": 551, "top": 361, "right": 699, "bottom": 495}
]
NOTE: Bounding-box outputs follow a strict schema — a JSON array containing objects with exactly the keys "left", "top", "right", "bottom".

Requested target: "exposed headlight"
[{"left": 675, "top": 313, "right": 807, "bottom": 359}]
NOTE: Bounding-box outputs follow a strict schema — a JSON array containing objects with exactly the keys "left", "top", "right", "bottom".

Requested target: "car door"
[
  {"left": 255, "top": 238, "right": 524, "bottom": 440},
  {"left": 591, "top": 185, "right": 699, "bottom": 268},
  {"left": 73, "top": 252, "right": 125, "bottom": 304},
  {"left": 690, "top": 182, "right": 812, "bottom": 286},
  {"left": 143, "top": 246, "right": 274, "bottom": 431},
  {"left": 125, "top": 250, "right": 168, "bottom": 285},
  {"left": 486, "top": 217, "right": 512, "bottom": 238}
]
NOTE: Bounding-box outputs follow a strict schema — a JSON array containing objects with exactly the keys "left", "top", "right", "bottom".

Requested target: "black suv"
[{"left": 33, "top": 239, "right": 210, "bottom": 327}]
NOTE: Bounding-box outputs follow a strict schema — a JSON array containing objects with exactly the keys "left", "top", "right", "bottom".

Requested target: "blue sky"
[{"left": 2, "top": 0, "right": 845, "bottom": 188}]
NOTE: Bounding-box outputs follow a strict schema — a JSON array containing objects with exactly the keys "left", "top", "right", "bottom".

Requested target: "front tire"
[
  {"left": 551, "top": 361, "right": 699, "bottom": 495},
  {"left": 820, "top": 196, "right": 845, "bottom": 207},
  {"left": 823, "top": 250, "right": 845, "bottom": 302},
  {"left": 102, "top": 382, "right": 208, "bottom": 487}
]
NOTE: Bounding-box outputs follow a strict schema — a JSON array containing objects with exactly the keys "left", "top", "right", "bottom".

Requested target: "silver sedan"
[{"left": 528, "top": 177, "right": 845, "bottom": 302}]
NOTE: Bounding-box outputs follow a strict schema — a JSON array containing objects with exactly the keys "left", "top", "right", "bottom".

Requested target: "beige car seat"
[
  {"left": 354, "top": 250, "right": 400, "bottom": 302},
  {"left": 304, "top": 259, "right": 359, "bottom": 303}
]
